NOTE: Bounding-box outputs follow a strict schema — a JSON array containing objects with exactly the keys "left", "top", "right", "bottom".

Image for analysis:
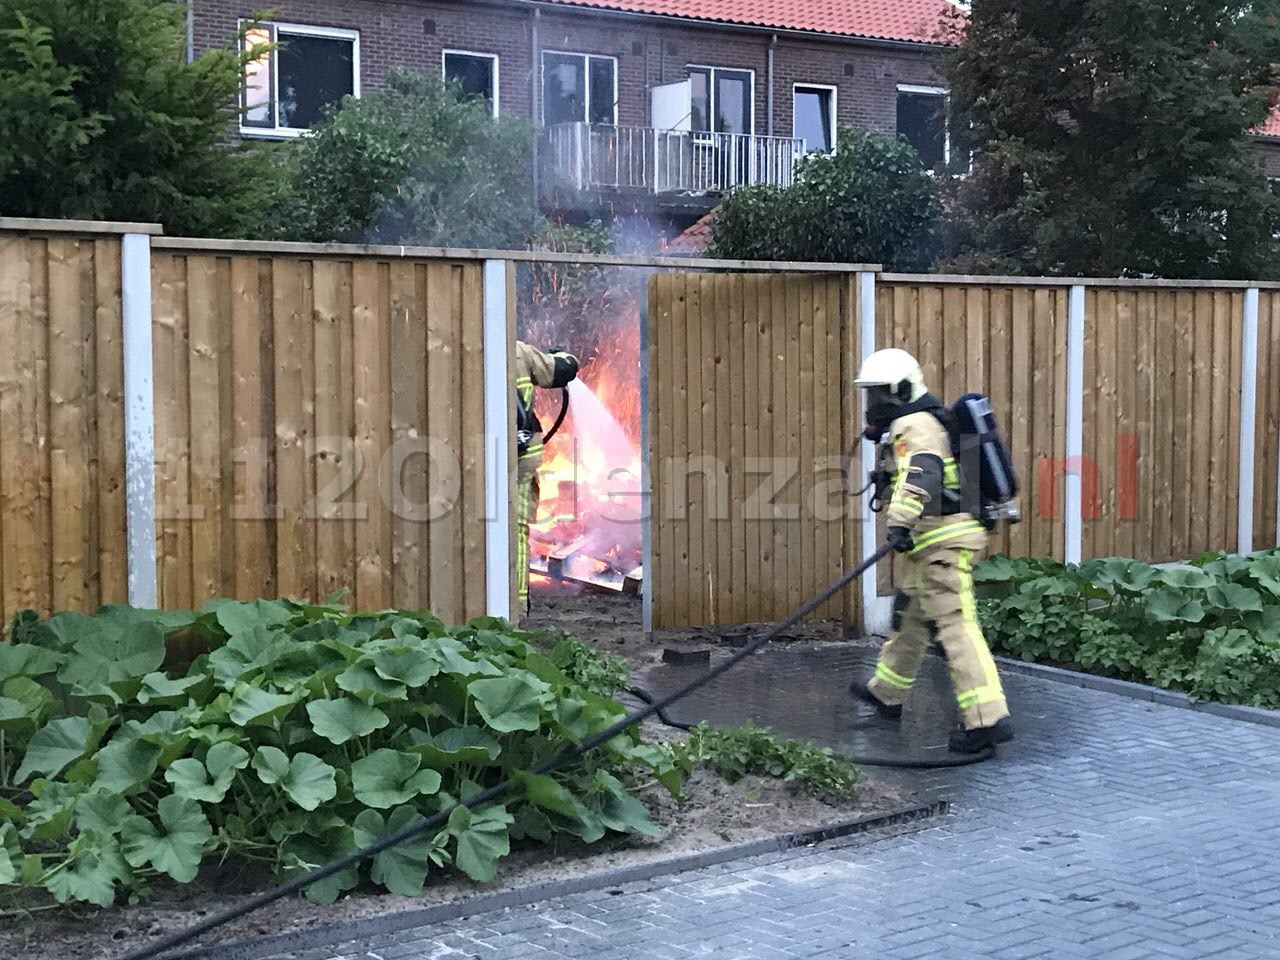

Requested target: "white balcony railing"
[{"left": 541, "top": 123, "right": 807, "bottom": 196}]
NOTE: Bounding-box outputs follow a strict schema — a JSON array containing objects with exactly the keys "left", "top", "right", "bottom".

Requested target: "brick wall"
[{"left": 194, "top": 0, "right": 946, "bottom": 138}]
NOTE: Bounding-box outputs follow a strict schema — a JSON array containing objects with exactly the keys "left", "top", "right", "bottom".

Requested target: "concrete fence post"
[
  {"left": 1064, "top": 285, "right": 1086, "bottom": 565},
  {"left": 1239, "top": 288, "right": 1259, "bottom": 556},
  {"left": 857, "top": 270, "right": 892, "bottom": 637},
  {"left": 121, "top": 233, "right": 158, "bottom": 608},
  {"left": 639, "top": 281, "right": 653, "bottom": 636},
  {"left": 482, "top": 260, "right": 513, "bottom": 621}
]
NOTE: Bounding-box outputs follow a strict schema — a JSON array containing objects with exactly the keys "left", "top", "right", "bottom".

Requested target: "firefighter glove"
[{"left": 887, "top": 526, "right": 914, "bottom": 554}]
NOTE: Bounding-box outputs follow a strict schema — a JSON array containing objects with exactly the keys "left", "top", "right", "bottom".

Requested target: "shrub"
[
  {"left": 706, "top": 124, "right": 941, "bottom": 270},
  {"left": 267, "top": 67, "right": 541, "bottom": 248},
  {"left": 0, "top": 0, "right": 283, "bottom": 238},
  {"left": 975, "top": 551, "right": 1280, "bottom": 707}
]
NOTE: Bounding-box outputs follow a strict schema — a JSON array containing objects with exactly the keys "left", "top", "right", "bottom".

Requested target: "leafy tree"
[
  {"left": 943, "top": 0, "right": 1280, "bottom": 279},
  {"left": 0, "top": 0, "right": 281, "bottom": 238},
  {"left": 706, "top": 125, "right": 941, "bottom": 270},
  {"left": 270, "top": 67, "right": 542, "bottom": 248}
]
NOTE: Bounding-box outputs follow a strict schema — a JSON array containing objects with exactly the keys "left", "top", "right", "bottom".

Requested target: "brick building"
[
  {"left": 190, "top": 0, "right": 1280, "bottom": 234},
  {"left": 192, "top": 0, "right": 971, "bottom": 231}
]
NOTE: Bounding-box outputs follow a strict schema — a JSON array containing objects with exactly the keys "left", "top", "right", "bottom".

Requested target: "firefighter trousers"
[
  {"left": 516, "top": 472, "right": 540, "bottom": 613},
  {"left": 867, "top": 546, "right": 1009, "bottom": 730}
]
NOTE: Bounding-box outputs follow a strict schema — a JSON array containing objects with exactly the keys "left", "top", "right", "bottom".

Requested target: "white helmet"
[{"left": 854, "top": 348, "right": 927, "bottom": 404}]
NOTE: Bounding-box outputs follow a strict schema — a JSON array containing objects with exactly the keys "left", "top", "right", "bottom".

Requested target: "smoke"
[{"left": 516, "top": 210, "right": 692, "bottom": 585}]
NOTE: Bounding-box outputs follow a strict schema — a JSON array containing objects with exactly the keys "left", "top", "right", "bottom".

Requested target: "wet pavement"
[
  {"left": 250, "top": 644, "right": 1280, "bottom": 960},
  {"left": 632, "top": 643, "right": 975, "bottom": 799}
]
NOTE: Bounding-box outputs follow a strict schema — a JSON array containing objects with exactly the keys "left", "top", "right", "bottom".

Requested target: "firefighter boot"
[
  {"left": 848, "top": 676, "right": 903, "bottom": 720},
  {"left": 949, "top": 716, "right": 1014, "bottom": 753}
]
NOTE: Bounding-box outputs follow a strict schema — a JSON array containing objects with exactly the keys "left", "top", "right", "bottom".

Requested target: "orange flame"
[{"left": 527, "top": 292, "right": 644, "bottom": 588}]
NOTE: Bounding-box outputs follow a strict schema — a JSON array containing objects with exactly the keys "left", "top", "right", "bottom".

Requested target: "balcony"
[{"left": 539, "top": 123, "right": 806, "bottom": 205}]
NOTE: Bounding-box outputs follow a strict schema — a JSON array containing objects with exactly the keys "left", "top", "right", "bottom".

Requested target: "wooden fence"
[
  {"left": 0, "top": 232, "right": 128, "bottom": 620},
  {"left": 1255, "top": 292, "right": 1280, "bottom": 553},
  {"left": 1082, "top": 288, "right": 1246, "bottom": 562},
  {"left": 2, "top": 218, "right": 1279, "bottom": 635},
  {"left": 647, "top": 272, "right": 855, "bottom": 630},
  {"left": 649, "top": 273, "right": 1280, "bottom": 632},
  {"left": 872, "top": 282, "right": 1070, "bottom": 598},
  {"left": 149, "top": 244, "right": 491, "bottom": 622}
]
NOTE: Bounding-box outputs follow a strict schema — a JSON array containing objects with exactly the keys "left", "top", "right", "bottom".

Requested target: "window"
[
  {"left": 896, "top": 84, "right": 971, "bottom": 174},
  {"left": 688, "top": 66, "right": 754, "bottom": 136},
  {"left": 444, "top": 50, "right": 499, "bottom": 116},
  {"left": 793, "top": 84, "right": 836, "bottom": 153},
  {"left": 241, "top": 22, "right": 359, "bottom": 136},
  {"left": 542, "top": 52, "right": 617, "bottom": 125}
]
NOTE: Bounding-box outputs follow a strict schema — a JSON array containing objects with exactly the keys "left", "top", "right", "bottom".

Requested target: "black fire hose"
[
  {"left": 541, "top": 386, "right": 570, "bottom": 444},
  {"left": 118, "top": 542, "right": 991, "bottom": 960}
]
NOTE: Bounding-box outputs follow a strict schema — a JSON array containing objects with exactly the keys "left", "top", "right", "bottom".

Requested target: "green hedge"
[{"left": 974, "top": 550, "right": 1280, "bottom": 708}]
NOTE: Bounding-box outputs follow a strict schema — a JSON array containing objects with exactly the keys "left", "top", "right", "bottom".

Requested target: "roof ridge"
[{"left": 534, "top": 0, "right": 962, "bottom": 46}]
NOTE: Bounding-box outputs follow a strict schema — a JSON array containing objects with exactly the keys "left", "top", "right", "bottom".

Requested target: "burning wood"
[
  {"left": 546, "top": 537, "right": 593, "bottom": 580},
  {"left": 522, "top": 266, "right": 645, "bottom": 597}
]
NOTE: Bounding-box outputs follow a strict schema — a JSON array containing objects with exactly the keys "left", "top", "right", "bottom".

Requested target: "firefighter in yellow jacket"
[
  {"left": 848, "top": 348, "right": 1014, "bottom": 753},
  {"left": 515, "top": 340, "right": 579, "bottom": 616}
]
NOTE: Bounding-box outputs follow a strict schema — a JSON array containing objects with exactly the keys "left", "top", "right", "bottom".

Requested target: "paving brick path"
[{"left": 261, "top": 647, "right": 1280, "bottom": 960}]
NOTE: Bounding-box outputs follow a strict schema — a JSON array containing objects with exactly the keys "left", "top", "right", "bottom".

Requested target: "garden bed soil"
[{"left": 1, "top": 593, "right": 905, "bottom": 960}]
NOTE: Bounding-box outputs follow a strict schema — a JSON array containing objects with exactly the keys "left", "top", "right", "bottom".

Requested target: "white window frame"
[
  {"left": 792, "top": 82, "right": 838, "bottom": 153},
  {"left": 540, "top": 50, "right": 619, "bottom": 126},
  {"left": 687, "top": 64, "right": 757, "bottom": 141},
  {"left": 896, "top": 83, "right": 962, "bottom": 171},
  {"left": 239, "top": 20, "right": 361, "bottom": 138},
  {"left": 442, "top": 49, "right": 500, "bottom": 117}
]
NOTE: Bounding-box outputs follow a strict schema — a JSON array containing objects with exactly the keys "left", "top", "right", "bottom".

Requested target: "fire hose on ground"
[{"left": 118, "top": 542, "right": 995, "bottom": 960}]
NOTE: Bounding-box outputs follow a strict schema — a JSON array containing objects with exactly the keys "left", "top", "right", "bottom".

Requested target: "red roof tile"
[
  {"left": 538, "top": 0, "right": 962, "bottom": 45},
  {"left": 664, "top": 208, "right": 717, "bottom": 254},
  {"left": 1256, "top": 106, "right": 1280, "bottom": 139}
]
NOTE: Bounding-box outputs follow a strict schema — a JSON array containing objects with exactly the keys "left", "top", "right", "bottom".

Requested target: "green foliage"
[
  {"left": 0, "top": 601, "right": 680, "bottom": 908},
  {"left": 975, "top": 550, "right": 1280, "bottom": 707},
  {"left": 663, "top": 721, "right": 862, "bottom": 802},
  {"left": 267, "top": 67, "right": 541, "bottom": 248},
  {"left": 943, "top": 0, "right": 1280, "bottom": 279},
  {"left": 706, "top": 124, "right": 941, "bottom": 270},
  {"left": 0, "top": 0, "right": 283, "bottom": 238}
]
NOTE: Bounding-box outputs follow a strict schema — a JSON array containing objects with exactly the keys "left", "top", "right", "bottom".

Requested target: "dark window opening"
[
  {"left": 444, "top": 52, "right": 497, "bottom": 114},
  {"left": 896, "top": 87, "right": 971, "bottom": 174},
  {"left": 241, "top": 23, "right": 357, "bottom": 134},
  {"left": 543, "top": 52, "right": 616, "bottom": 126},
  {"left": 688, "top": 66, "right": 753, "bottom": 136},
  {"left": 794, "top": 85, "right": 834, "bottom": 153}
]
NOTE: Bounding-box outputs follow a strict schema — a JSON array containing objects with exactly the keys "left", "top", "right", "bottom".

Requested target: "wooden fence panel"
[
  {"left": 872, "top": 282, "right": 1069, "bottom": 597},
  {"left": 1256, "top": 293, "right": 1280, "bottom": 552},
  {"left": 150, "top": 250, "right": 488, "bottom": 620},
  {"left": 0, "top": 235, "right": 127, "bottom": 623},
  {"left": 648, "top": 272, "right": 854, "bottom": 630},
  {"left": 1084, "top": 290, "right": 1243, "bottom": 562}
]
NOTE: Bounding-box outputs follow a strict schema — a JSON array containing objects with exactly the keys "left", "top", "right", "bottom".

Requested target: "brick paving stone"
[{"left": 251, "top": 649, "right": 1280, "bottom": 960}]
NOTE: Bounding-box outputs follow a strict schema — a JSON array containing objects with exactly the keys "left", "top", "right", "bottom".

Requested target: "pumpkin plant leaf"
[
  {"left": 15, "top": 716, "right": 97, "bottom": 785},
  {"left": 448, "top": 804, "right": 513, "bottom": 884},
  {"left": 307, "top": 697, "right": 390, "bottom": 744},
  {"left": 278, "top": 753, "right": 338, "bottom": 811},
  {"left": 121, "top": 795, "right": 212, "bottom": 884},
  {"left": 468, "top": 676, "right": 550, "bottom": 733},
  {"left": 42, "top": 833, "right": 131, "bottom": 907}
]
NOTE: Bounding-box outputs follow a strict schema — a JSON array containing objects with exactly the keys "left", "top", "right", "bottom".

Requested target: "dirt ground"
[
  {"left": 525, "top": 586, "right": 858, "bottom": 669},
  {"left": 0, "top": 592, "right": 905, "bottom": 960}
]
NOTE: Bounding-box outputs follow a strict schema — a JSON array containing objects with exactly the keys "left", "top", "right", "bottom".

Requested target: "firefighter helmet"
[{"left": 854, "top": 348, "right": 927, "bottom": 404}]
